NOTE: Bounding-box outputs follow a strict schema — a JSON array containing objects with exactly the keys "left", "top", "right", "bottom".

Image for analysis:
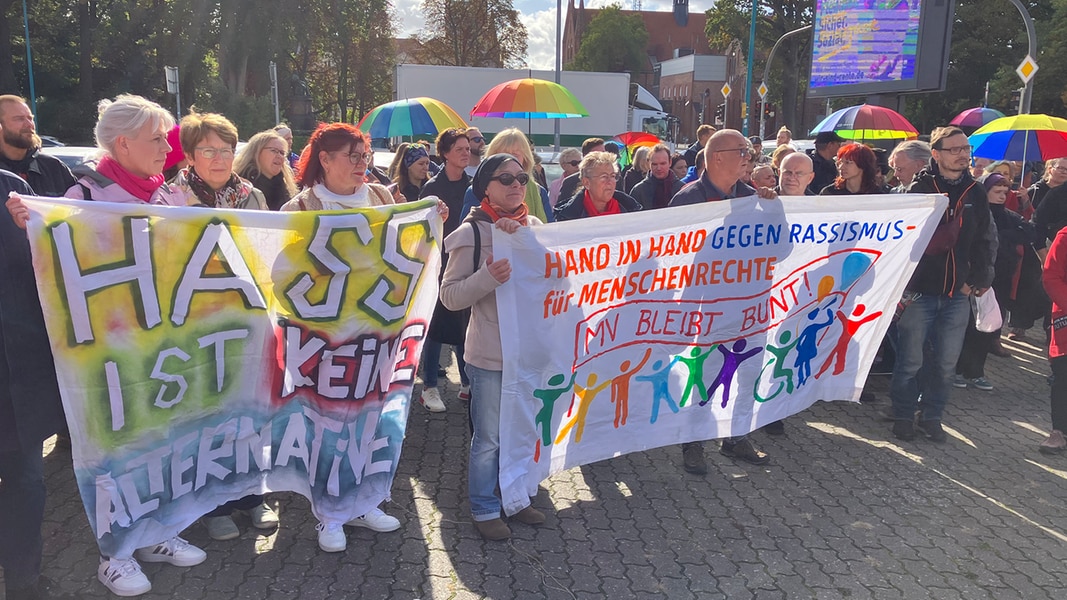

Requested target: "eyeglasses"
[
  {"left": 490, "top": 172, "right": 530, "bottom": 186},
  {"left": 1052, "top": 166, "right": 1067, "bottom": 174},
  {"left": 587, "top": 172, "right": 620, "bottom": 182},
  {"left": 196, "top": 146, "right": 235, "bottom": 160},
  {"left": 780, "top": 170, "right": 812, "bottom": 178},
  {"left": 264, "top": 147, "right": 287, "bottom": 157},
  {"left": 936, "top": 145, "right": 972, "bottom": 156},
  {"left": 713, "top": 147, "right": 750, "bottom": 158},
  {"left": 566, "top": 160, "right": 581, "bottom": 167},
  {"left": 338, "top": 151, "right": 373, "bottom": 164},
  {"left": 469, "top": 136, "right": 485, "bottom": 143}
]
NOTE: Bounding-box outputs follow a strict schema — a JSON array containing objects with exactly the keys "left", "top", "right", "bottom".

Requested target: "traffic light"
[{"left": 715, "top": 103, "right": 725, "bottom": 124}]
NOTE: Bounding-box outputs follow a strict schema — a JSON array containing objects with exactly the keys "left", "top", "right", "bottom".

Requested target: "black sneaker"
[
  {"left": 763, "top": 420, "right": 785, "bottom": 436},
  {"left": 681, "top": 442, "right": 707, "bottom": 475},
  {"left": 720, "top": 438, "right": 770, "bottom": 465},
  {"left": 918, "top": 420, "right": 947, "bottom": 443},
  {"left": 892, "top": 420, "right": 916, "bottom": 441}
]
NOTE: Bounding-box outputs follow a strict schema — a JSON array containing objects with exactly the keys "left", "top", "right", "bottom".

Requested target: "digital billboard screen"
[{"left": 808, "top": 0, "right": 954, "bottom": 98}]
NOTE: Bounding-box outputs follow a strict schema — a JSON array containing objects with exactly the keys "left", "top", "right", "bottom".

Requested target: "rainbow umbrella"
[
  {"left": 357, "top": 97, "right": 468, "bottom": 139},
  {"left": 950, "top": 107, "right": 1006, "bottom": 134},
  {"left": 471, "top": 78, "right": 588, "bottom": 119},
  {"left": 809, "top": 104, "right": 918, "bottom": 141},
  {"left": 613, "top": 131, "right": 661, "bottom": 149},
  {"left": 969, "top": 114, "right": 1067, "bottom": 161}
]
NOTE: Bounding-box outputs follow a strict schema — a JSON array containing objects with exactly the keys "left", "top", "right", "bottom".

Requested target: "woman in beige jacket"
[{"left": 440, "top": 154, "right": 548, "bottom": 541}]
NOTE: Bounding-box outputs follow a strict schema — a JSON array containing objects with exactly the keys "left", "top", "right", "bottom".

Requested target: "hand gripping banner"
[
  {"left": 493, "top": 194, "right": 947, "bottom": 514},
  {"left": 23, "top": 197, "right": 440, "bottom": 558}
]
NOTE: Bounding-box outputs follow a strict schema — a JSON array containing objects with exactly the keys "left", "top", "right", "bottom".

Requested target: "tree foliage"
[
  {"left": 417, "top": 0, "right": 528, "bottom": 68},
  {"left": 1, "top": 0, "right": 397, "bottom": 143},
  {"left": 704, "top": 0, "right": 812, "bottom": 135},
  {"left": 566, "top": 4, "right": 649, "bottom": 79}
]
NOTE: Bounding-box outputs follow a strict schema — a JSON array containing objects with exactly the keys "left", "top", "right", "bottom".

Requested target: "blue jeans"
[
  {"left": 0, "top": 444, "right": 45, "bottom": 590},
  {"left": 422, "top": 341, "right": 469, "bottom": 388},
  {"left": 890, "top": 293, "right": 971, "bottom": 422},
  {"left": 466, "top": 365, "right": 503, "bottom": 521}
]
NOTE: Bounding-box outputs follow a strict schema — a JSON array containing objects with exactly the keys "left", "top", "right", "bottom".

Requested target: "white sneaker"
[
  {"left": 251, "top": 502, "right": 279, "bottom": 529},
  {"left": 458, "top": 384, "right": 471, "bottom": 401},
  {"left": 133, "top": 536, "right": 207, "bottom": 567},
  {"left": 316, "top": 522, "right": 346, "bottom": 552},
  {"left": 420, "top": 387, "right": 446, "bottom": 412},
  {"left": 98, "top": 557, "right": 152, "bottom": 597},
  {"left": 347, "top": 507, "right": 401, "bottom": 532}
]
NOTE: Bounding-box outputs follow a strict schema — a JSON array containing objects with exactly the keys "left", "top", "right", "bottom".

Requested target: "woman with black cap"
[{"left": 439, "top": 154, "right": 548, "bottom": 541}]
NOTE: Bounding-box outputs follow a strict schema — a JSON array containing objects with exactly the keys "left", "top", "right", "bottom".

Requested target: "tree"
[
  {"left": 417, "top": 0, "right": 527, "bottom": 68},
  {"left": 704, "top": 0, "right": 811, "bottom": 135},
  {"left": 566, "top": 4, "right": 648, "bottom": 79}
]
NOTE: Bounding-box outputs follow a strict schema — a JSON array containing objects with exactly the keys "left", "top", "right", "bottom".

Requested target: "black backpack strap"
[
  {"left": 79, "top": 183, "right": 92, "bottom": 200},
  {"left": 469, "top": 220, "right": 481, "bottom": 272}
]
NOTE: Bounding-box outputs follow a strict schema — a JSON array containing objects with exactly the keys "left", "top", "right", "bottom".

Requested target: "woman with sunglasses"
[
  {"left": 440, "top": 154, "right": 547, "bottom": 541},
  {"left": 553, "top": 151, "right": 641, "bottom": 221},
  {"left": 549, "top": 147, "right": 582, "bottom": 207},
  {"left": 152, "top": 112, "right": 268, "bottom": 209}
]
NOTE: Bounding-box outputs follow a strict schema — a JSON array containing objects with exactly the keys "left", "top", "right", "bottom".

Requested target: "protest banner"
[
  {"left": 493, "top": 194, "right": 947, "bottom": 514},
  {"left": 22, "top": 197, "right": 440, "bottom": 558}
]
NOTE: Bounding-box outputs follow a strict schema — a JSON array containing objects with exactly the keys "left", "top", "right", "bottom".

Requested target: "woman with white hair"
[{"left": 549, "top": 147, "right": 581, "bottom": 207}]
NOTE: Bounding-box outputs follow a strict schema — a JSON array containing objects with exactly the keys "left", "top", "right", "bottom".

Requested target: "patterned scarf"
[
  {"left": 472, "top": 198, "right": 529, "bottom": 225},
  {"left": 183, "top": 167, "right": 250, "bottom": 208}
]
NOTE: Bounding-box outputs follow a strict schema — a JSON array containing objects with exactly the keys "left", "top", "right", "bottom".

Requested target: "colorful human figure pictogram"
[
  {"left": 702, "top": 339, "right": 763, "bottom": 408},
  {"left": 555, "top": 372, "right": 611, "bottom": 444},
  {"left": 610, "top": 348, "right": 652, "bottom": 428},
  {"left": 672, "top": 345, "right": 718, "bottom": 407},
  {"left": 635, "top": 357, "right": 680, "bottom": 424},
  {"left": 532, "top": 372, "right": 577, "bottom": 447},
  {"left": 755, "top": 329, "right": 801, "bottom": 402},
  {"left": 794, "top": 305, "right": 835, "bottom": 386},
  {"left": 815, "top": 304, "right": 882, "bottom": 379}
]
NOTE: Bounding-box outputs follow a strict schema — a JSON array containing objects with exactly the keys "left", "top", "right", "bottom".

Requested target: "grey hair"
[
  {"left": 890, "top": 140, "right": 931, "bottom": 164},
  {"left": 94, "top": 95, "right": 175, "bottom": 156},
  {"left": 558, "top": 147, "right": 581, "bottom": 166},
  {"left": 579, "top": 151, "right": 617, "bottom": 179}
]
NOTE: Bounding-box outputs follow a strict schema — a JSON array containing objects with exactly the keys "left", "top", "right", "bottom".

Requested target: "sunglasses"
[
  {"left": 469, "top": 136, "right": 485, "bottom": 143},
  {"left": 565, "top": 160, "right": 581, "bottom": 167},
  {"left": 490, "top": 172, "right": 530, "bottom": 186}
]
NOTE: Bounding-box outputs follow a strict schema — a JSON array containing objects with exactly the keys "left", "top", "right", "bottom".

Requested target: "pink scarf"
[{"left": 96, "top": 155, "right": 164, "bottom": 202}]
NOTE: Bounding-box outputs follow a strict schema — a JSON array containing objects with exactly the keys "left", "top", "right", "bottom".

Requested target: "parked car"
[
  {"left": 40, "top": 146, "right": 100, "bottom": 169},
  {"left": 39, "top": 135, "right": 65, "bottom": 147}
]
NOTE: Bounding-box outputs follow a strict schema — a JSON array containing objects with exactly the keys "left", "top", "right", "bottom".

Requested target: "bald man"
[
  {"left": 669, "top": 129, "right": 777, "bottom": 207},
  {"left": 666, "top": 129, "right": 774, "bottom": 474},
  {"left": 776, "top": 152, "right": 815, "bottom": 196}
]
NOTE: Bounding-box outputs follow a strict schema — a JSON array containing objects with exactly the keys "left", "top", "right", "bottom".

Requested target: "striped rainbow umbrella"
[
  {"left": 950, "top": 107, "right": 1006, "bottom": 134},
  {"left": 809, "top": 104, "right": 918, "bottom": 141},
  {"left": 357, "top": 97, "right": 468, "bottom": 138},
  {"left": 471, "top": 78, "right": 588, "bottom": 119},
  {"left": 969, "top": 114, "right": 1067, "bottom": 161}
]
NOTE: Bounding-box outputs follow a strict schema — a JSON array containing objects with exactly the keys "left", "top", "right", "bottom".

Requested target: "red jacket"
[{"left": 1043, "top": 228, "right": 1067, "bottom": 358}]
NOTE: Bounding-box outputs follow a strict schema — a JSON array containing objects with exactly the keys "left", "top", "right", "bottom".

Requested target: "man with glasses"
[
  {"left": 464, "top": 127, "right": 486, "bottom": 178},
  {"left": 890, "top": 126, "right": 994, "bottom": 443},
  {"left": 630, "top": 143, "right": 683, "bottom": 210},
  {"left": 668, "top": 129, "right": 777, "bottom": 473},
  {"left": 776, "top": 152, "right": 815, "bottom": 196}
]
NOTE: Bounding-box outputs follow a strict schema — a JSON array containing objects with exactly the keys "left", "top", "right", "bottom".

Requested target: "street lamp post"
[{"left": 21, "top": 0, "right": 37, "bottom": 119}]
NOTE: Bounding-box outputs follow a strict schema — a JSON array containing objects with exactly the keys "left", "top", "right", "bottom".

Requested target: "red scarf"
[
  {"left": 96, "top": 155, "right": 164, "bottom": 202},
  {"left": 479, "top": 199, "right": 529, "bottom": 225},
  {"left": 582, "top": 190, "right": 621, "bottom": 216}
]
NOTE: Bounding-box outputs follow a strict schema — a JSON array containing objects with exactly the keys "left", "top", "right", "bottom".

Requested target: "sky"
[{"left": 393, "top": 0, "right": 717, "bottom": 70}]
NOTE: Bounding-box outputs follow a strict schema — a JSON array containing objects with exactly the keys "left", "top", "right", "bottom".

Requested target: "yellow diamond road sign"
[
  {"left": 758, "top": 82, "right": 768, "bottom": 99},
  {"left": 721, "top": 83, "right": 732, "bottom": 98},
  {"left": 1017, "top": 55, "right": 1038, "bottom": 84}
]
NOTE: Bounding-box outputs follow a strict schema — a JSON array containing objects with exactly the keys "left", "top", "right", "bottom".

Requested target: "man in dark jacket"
[
  {"left": 666, "top": 129, "right": 776, "bottom": 473},
  {"left": 0, "top": 96, "right": 75, "bottom": 197},
  {"left": 806, "top": 131, "right": 845, "bottom": 195},
  {"left": 630, "top": 144, "right": 682, "bottom": 210},
  {"left": 683, "top": 124, "right": 716, "bottom": 167},
  {"left": 0, "top": 170, "right": 70, "bottom": 600},
  {"left": 890, "top": 126, "right": 995, "bottom": 443}
]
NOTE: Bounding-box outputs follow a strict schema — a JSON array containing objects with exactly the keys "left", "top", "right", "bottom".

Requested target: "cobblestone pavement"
[{"left": 8, "top": 334, "right": 1067, "bottom": 599}]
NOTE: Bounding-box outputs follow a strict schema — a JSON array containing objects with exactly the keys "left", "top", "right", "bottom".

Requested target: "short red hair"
[
  {"left": 296, "top": 123, "right": 369, "bottom": 188},
  {"left": 833, "top": 143, "right": 879, "bottom": 193}
]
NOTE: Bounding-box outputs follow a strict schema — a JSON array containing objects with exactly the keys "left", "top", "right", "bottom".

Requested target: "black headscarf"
[{"left": 471, "top": 153, "right": 521, "bottom": 201}]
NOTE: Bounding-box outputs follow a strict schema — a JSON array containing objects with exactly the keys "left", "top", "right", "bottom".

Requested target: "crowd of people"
[{"left": 1, "top": 91, "right": 1065, "bottom": 598}]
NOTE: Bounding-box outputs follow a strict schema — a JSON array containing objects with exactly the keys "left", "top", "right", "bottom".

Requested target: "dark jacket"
[
  {"left": 668, "top": 174, "right": 756, "bottom": 207},
  {"left": 1034, "top": 183, "right": 1067, "bottom": 244},
  {"left": 630, "top": 172, "right": 684, "bottom": 210},
  {"left": 0, "top": 170, "right": 65, "bottom": 453},
  {"left": 683, "top": 140, "right": 703, "bottom": 167},
  {"left": 0, "top": 148, "right": 76, "bottom": 197},
  {"left": 553, "top": 189, "right": 642, "bottom": 221},
  {"left": 905, "top": 161, "right": 995, "bottom": 295},
  {"left": 1029, "top": 180, "right": 1055, "bottom": 212},
  {"left": 557, "top": 172, "right": 581, "bottom": 207},
  {"left": 807, "top": 149, "right": 837, "bottom": 195}
]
